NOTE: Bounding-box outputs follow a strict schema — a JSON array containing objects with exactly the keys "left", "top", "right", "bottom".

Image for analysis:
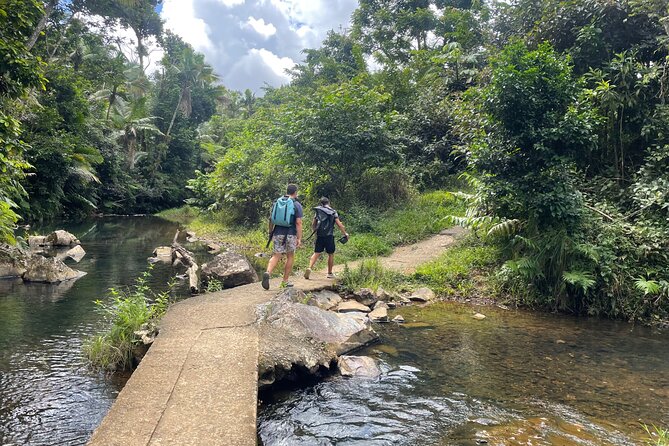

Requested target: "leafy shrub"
[
  {"left": 356, "top": 166, "right": 414, "bottom": 208},
  {"left": 84, "top": 266, "right": 176, "bottom": 371}
]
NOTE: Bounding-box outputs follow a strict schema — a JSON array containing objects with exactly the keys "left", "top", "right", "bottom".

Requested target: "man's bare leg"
[
  {"left": 262, "top": 253, "right": 282, "bottom": 289},
  {"left": 283, "top": 252, "right": 295, "bottom": 282},
  {"left": 327, "top": 254, "right": 334, "bottom": 275}
]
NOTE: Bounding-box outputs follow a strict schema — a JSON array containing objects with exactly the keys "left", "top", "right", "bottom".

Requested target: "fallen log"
[{"left": 172, "top": 230, "right": 200, "bottom": 294}]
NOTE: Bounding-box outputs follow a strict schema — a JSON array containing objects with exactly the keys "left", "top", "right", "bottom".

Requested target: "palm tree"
[
  {"left": 110, "top": 98, "right": 163, "bottom": 169},
  {"left": 165, "top": 46, "right": 219, "bottom": 138}
]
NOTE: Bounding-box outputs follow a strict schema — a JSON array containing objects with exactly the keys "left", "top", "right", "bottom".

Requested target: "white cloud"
[
  {"left": 246, "top": 16, "right": 277, "bottom": 38},
  {"left": 159, "top": 0, "right": 358, "bottom": 92},
  {"left": 161, "top": 0, "right": 213, "bottom": 52}
]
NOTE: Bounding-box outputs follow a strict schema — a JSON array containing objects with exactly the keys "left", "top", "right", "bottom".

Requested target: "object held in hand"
[{"left": 339, "top": 234, "right": 349, "bottom": 244}]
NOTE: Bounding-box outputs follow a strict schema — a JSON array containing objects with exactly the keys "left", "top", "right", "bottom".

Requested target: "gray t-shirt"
[{"left": 273, "top": 198, "right": 303, "bottom": 236}]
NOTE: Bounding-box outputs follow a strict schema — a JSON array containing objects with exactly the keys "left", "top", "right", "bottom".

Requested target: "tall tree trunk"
[
  {"left": 133, "top": 27, "right": 146, "bottom": 72},
  {"left": 27, "top": 0, "right": 57, "bottom": 51},
  {"left": 166, "top": 88, "right": 185, "bottom": 138}
]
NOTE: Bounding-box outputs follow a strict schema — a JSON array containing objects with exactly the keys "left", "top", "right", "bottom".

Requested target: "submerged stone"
[{"left": 338, "top": 355, "right": 381, "bottom": 378}]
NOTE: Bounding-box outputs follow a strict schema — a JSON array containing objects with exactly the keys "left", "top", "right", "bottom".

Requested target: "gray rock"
[
  {"left": 472, "top": 313, "right": 486, "bottom": 320},
  {"left": 337, "top": 300, "right": 371, "bottom": 313},
  {"left": 28, "top": 235, "right": 50, "bottom": 248},
  {"left": 338, "top": 355, "right": 381, "bottom": 378},
  {"left": 201, "top": 251, "right": 258, "bottom": 288},
  {"left": 386, "top": 301, "right": 397, "bottom": 309},
  {"left": 354, "top": 288, "right": 377, "bottom": 306},
  {"left": 56, "top": 245, "right": 86, "bottom": 263},
  {"left": 46, "top": 230, "right": 80, "bottom": 247},
  {"left": 373, "top": 301, "right": 389, "bottom": 310},
  {"left": 409, "top": 287, "right": 436, "bottom": 302},
  {"left": 392, "top": 315, "right": 405, "bottom": 323},
  {"left": 369, "top": 306, "right": 389, "bottom": 323},
  {"left": 23, "top": 255, "right": 86, "bottom": 283},
  {"left": 256, "top": 295, "right": 378, "bottom": 388},
  {"left": 0, "top": 246, "right": 28, "bottom": 278},
  {"left": 376, "top": 287, "right": 391, "bottom": 301},
  {"left": 308, "top": 289, "right": 342, "bottom": 311}
]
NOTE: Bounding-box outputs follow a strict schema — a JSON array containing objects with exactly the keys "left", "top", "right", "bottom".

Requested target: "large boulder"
[
  {"left": 256, "top": 290, "right": 378, "bottom": 388},
  {"left": 201, "top": 251, "right": 258, "bottom": 288},
  {"left": 46, "top": 230, "right": 80, "bottom": 247},
  {"left": 22, "top": 255, "right": 86, "bottom": 283},
  {"left": 338, "top": 355, "right": 382, "bottom": 378}
]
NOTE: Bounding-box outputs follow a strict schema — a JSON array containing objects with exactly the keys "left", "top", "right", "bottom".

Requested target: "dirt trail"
[{"left": 87, "top": 228, "right": 464, "bottom": 446}]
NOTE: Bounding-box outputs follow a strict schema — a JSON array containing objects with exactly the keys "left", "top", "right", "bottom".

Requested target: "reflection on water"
[
  {"left": 259, "top": 303, "right": 669, "bottom": 445},
  {"left": 0, "top": 217, "right": 181, "bottom": 446}
]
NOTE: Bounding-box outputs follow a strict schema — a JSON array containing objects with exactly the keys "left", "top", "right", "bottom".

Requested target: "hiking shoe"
[
  {"left": 280, "top": 281, "right": 294, "bottom": 288},
  {"left": 327, "top": 273, "right": 337, "bottom": 279},
  {"left": 304, "top": 268, "right": 312, "bottom": 280},
  {"left": 261, "top": 272, "right": 270, "bottom": 290}
]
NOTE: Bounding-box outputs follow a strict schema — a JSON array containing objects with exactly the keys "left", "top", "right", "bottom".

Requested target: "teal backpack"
[{"left": 271, "top": 196, "right": 295, "bottom": 227}]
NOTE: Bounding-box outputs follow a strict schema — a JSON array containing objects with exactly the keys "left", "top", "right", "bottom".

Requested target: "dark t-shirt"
[{"left": 273, "top": 198, "right": 303, "bottom": 236}]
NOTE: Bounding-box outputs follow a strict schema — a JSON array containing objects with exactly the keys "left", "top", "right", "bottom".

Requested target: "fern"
[
  {"left": 562, "top": 270, "right": 596, "bottom": 293},
  {"left": 487, "top": 219, "right": 523, "bottom": 237},
  {"left": 635, "top": 278, "right": 661, "bottom": 296}
]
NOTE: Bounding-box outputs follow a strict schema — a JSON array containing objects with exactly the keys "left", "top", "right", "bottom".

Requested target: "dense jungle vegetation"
[{"left": 2, "top": 0, "right": 669, "bottom": 322}]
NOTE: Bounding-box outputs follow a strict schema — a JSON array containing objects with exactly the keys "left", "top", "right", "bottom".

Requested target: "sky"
[{"left": 156, "top": 0, "right": 359, "bottom": 93}]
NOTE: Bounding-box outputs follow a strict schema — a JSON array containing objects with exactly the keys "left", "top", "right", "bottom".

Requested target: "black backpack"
[{"left": 314, "top": 206, "right": 336, "bottom": 237}]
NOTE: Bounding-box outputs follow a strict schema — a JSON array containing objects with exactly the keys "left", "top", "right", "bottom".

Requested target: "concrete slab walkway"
[{"left": 87, "top": 228, "right": 463, "bottom": 446}]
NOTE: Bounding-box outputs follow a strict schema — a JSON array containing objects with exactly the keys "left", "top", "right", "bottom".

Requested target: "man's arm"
[
  {"left": 296, "top": 218, "right": 303, "bottom": 247},
  {"left": 312, "top": 216, "right": 318, "bottom": 231},
  {"left": 335, "top": 218, "right": 348, "bottom": 236}
]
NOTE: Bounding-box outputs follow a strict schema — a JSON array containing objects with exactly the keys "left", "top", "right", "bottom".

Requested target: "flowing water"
[
  {"left": 0, "top": 217, "right": 182, "bottom": 446},
  {"left": 259, "top": 303, "right": 669, "bottom": 445}
]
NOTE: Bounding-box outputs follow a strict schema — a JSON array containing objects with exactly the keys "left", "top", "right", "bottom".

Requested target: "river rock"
[
  {"left": 0, "top": 246, "right": 28, "bottom": 278},
  {"left": 308, "top": 289, "right": 342, "bottom": 311},
  {"left": 369, "top": 306, "right": 389, "bottom": 323},
  {"left": 338, "top": 355, "right": 381, "bottom": 378},
  {"left": 354, "top": 288, "right": 377, "bottom": 306},
  {"left": 374, "top": 301, "right": 389, "bottom": 310},
  {"left": 472, "top": 313, "right": 486, "bottom": 320},
  {"left": 337, "top": 300, "right": 371, "bottom": 313},
  {"left": 46, "top": 230, "right": 80, "bottom": 247},
  {"left": 409, "top": 287, "right": 436, "bottom": 302},
  {"left": 22, "top": 255, "right": 86, "bottom": 283},
  {"left": 376, "top": 287, "right": 390, "bottom": 301},
  {"left": 56, "top": 245, "right": 86, "bottom": 263},
  {"left": 392, "top": 315, "right": 405, "bottom": 323},
  {"left": 256, "top": 292, "right": 378, "bottom": 388},
  {"left": 28, "top": 235, "right": 50, "bottom": 249},
  {"left": 201, "top": 251, "right": 258, "bottom": 288}
]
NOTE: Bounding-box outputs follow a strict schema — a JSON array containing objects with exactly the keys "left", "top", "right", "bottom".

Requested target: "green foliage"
[
  {"left": 83, "top": 266, "right": 176, "bottom": 371},
  {"left": 414, "top": 238, "right": 499, "bottom": 296},
  {"left": 205, "top": 278, "right": 223, "bottom": 293},
  {"left": 643, "top": 424, "right": 669, "bottom": 446},
  {"left": 340, "top": 259, "right": 404, "bottom": 293}
]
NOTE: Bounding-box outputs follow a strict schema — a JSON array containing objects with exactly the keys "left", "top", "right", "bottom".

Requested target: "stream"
[
  {"left": 0, "top": 217, "right": 182, "bottom": 446},
  {"left": 258, "top": 304, "right": 669, "bottom": 445},
  {"left": 1, "top": 218, "right": 668, "bottom": 445}
]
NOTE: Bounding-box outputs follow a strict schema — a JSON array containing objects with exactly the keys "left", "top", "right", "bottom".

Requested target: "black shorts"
[{"left": 314, "top": 235, "right": 336, "bottom": 254}]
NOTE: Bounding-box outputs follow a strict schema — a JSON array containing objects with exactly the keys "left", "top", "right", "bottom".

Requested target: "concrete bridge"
[{"left": 87, "top": 229, "right": 462, "bottom": 446}]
